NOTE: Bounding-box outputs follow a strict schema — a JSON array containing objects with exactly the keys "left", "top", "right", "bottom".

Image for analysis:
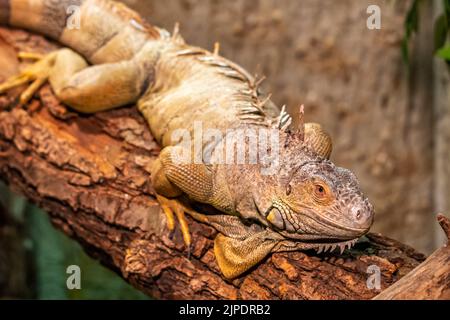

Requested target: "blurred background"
[{"left": 1, "top": 0, "right": 449, "bottom": 299}]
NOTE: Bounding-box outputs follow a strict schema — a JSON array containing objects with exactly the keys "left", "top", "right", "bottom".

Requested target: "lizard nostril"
[{"left": 356, "top": 210, "right": 362, "bottom": 220}]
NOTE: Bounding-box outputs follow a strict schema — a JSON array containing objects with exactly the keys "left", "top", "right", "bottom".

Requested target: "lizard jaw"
[{"left": 313, "top": 237, "right": 359, "bottom": 254}]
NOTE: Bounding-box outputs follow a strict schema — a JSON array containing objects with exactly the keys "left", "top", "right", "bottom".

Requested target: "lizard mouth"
[{"left": 262, "top": 200, "right": 370, "bottom": 241}]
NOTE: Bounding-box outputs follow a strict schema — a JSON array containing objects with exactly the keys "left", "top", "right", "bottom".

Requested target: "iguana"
[{"left": 0, "top": 0, "right": 374, "bottom": 279}]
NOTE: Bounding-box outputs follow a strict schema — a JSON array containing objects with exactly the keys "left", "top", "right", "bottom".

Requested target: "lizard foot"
[
  {"left": 0, "top": 51, "right": 55, "bottom": 105},
  {"left": 156, "top": 194, "right": 208, "bottom": 256}
]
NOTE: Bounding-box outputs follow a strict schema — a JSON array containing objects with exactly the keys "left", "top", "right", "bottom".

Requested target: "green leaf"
[
  {"left": 401, "top": 38, "right": 410, "bottom": 65},
  {"left": 434, "top": 14, "right": 448, "bottom": 52},
  {"left": 437, "top": 45, "right": 450, "bottom": 60},
  {"left": 444, "top": 0, "right": 450, "bottom": 21},
  {"left": 402, "top": 0, "right": 421, "bottom": 65},
  {"left": 405, "top": 0, "right": 420, "bottom": 37}
]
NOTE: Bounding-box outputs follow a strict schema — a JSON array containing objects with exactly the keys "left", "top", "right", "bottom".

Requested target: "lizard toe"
[{"left": 0, "top": 51, "right": 55, "bottom": 106}]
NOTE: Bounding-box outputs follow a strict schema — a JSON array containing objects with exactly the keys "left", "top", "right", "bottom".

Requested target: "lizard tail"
[{"left": 0, "top": 0, "right": 165, "bottom": 64}]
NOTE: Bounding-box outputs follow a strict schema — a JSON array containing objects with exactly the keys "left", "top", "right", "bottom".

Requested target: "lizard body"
[{"left": 0, "top": 0, "right": 374, "bottom": 279}]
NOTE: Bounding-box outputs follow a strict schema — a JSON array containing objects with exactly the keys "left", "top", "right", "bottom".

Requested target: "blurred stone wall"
[
  {"left": 433, "top": 0, "right": 450, "bottom": 250},
  {"left": 122, "top": 0, "right": 437, "bottom": 253}
]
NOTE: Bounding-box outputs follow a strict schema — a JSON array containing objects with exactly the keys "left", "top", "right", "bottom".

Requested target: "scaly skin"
[{"left": 0, "top": 0, "right": 374, "bottom": 279}]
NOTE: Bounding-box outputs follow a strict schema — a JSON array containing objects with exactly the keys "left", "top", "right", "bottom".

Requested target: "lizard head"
[
  {"left": 257, "top": 106, "right": 374, "bottom": 253},
  {"left": 264, "top": 156, "right": 374, "bottom": 253}
]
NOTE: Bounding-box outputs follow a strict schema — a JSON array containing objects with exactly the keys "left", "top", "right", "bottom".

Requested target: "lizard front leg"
[
  {"left": 150, "top": 146, "right": 215, "bottom": 250},
  {"left": 0, "top": 48, "right": 148, "bottom": 113},
  {"left": 151, "top": 146, "right": 285, "bottom": 278}
]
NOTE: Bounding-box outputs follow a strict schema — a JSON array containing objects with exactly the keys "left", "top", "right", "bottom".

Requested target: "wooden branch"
[
  {"left": 0, "top": 28, "right": 435, "bottom": 300},
  {"left": 373, "top": 214, "right": 450, "bottom": 300}
]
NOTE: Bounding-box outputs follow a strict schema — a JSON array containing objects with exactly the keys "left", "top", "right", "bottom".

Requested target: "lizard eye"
[
  {"left": 314, "top": 184, "right": 326, "bottom": 198},
  {"left": 312, "top": 181, "right": 334, "bottom": 205}
]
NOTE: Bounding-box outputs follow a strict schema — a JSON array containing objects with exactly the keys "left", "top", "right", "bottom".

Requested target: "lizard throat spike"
[{"left": 314, "top": 238, "right": 359, "bottom": 255}]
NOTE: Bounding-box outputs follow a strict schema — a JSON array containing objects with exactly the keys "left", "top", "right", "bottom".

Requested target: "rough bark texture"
[
  {"left": 0, "top": 28, "right": 432, "bottom": 300},
  {"left": 121, "top": 0, "right": 437, "bottom": 254},
  {"left": 374, "top": 214, "right": 450, "bottom": 299}
]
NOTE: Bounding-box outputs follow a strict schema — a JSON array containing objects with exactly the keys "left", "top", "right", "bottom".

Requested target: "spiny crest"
[
  {"left": 277, "top": 105, "right": 332, "bottom": 160},
  {"left": 277, "top": 104, "right": 306, "bottom": 146},
  {"left": 174, "top": 36, "right": 274, "bottom": 126},
  {"left": 276, "top": 105, "right": 292, "bottom": 131},
  {"left": 292, "top": 104, "right": 305, "bottom": 142}
]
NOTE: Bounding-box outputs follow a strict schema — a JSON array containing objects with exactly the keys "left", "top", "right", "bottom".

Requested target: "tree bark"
[
  {"left": 374, "top": 214, "right": 450, "bottom": 299},
  {"left": 0, "top": 27, "right": 443, "bottom": 300}
]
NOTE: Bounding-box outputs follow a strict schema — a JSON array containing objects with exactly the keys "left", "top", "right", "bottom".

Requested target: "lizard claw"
[{"left": 155, "top": 194, "right": 193, "bottom": 250}]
